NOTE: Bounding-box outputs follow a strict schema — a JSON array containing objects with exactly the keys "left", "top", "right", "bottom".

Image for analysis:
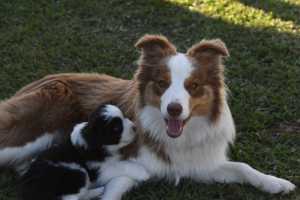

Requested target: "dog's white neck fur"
[
  {"left": 138, "top": 102, "right": 235, "bottom": 179},
  {"left": 71, "top": 122, "right": 88, "bottom": 149}
]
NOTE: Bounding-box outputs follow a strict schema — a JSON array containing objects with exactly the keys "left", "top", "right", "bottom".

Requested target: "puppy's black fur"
[{"left": 19, "top": 105, "right": 128, "bottom": 200}]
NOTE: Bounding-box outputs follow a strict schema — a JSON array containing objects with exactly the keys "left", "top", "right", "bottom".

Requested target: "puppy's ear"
[
  {"left": 135, "top": 34, "right": 176, "bottom": 64},
  {"left": 187, "top": 39, "right": 229, "bottom": 65}
]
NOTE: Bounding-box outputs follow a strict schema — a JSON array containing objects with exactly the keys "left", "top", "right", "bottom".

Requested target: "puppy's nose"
[{"left": 167, "top": 102, "right": 183, "bottom": 117}]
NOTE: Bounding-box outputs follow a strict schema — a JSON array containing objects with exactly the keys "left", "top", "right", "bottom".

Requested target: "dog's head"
[
  {"left": 71, "top": 104, "right": 136, "bottom": 150},
  {"left": 135, "top": 35, "right": 229, "bottom": 139}
]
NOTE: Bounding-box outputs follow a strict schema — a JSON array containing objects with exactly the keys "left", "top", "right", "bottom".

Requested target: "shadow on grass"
[
  {"left": 0, "top": 0, "right": 299, "bottom": 199},
  {"left": 238, "top": 0, "right": 300, "bottom": 26},
  {"left": 0, "top": 169, "right": 17, "bottom": 200},
  {"left": 1, "top": 0, "right": 299, "bottom": 130}
]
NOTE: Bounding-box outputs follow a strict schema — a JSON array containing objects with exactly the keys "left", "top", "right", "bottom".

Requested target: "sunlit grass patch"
[{"left": 168, "top": 0, "right": 299, "bottom": 34}]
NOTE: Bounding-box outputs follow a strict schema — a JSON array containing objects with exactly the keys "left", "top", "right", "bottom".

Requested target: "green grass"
[{"left": 0, "top": 0, "right": 299, "bottom": 199}]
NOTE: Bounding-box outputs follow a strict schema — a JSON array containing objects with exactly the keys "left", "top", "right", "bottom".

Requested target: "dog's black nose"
[{"left": 167, "top": 102, "right": 183, "bottom": 117}]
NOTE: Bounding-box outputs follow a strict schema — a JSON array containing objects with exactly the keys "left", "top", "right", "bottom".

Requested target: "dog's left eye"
[
  {"left": 191, "top": 82, "right": 199, "bottom": 90},
  {"left": 157, "top": 80, "right": 168, "bottom": 88}
]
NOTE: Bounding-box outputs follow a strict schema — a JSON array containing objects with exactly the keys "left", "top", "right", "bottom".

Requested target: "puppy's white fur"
[
  {"left": 0, "top": 133, "right": 55, "bottom": 170},
  {"left": 71, "top": 122, "right": 88, "bottom": 149},
  {"left": 103, "top": 105, "right": 124, "bottom": 119}
]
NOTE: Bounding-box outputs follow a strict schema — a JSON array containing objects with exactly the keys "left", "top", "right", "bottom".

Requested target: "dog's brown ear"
[
  {"left": 187, "top": 39, "right": 229, "bottom": 64},
  {"left": 135, "top": 35, "right": 176, "bottom": 63}
]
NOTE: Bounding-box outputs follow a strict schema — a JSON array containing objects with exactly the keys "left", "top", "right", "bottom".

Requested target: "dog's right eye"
[{"left": 157, "top": 80, "right": 168, "bottom": 89}]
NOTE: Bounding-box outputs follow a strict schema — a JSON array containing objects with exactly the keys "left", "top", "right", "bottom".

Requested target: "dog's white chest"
[
  {"left": 137, "top": 137, "right": 228, "bottom": 181},
  {"left": 136, "top": 105, "right": 236, "bottom": 181}
]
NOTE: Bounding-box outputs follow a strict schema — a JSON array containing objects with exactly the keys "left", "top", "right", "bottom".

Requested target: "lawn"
[{"left": 0, "top": 0, "right": 299, "bottom": 199}]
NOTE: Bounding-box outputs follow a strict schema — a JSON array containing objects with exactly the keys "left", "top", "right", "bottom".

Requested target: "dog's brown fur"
[
  {"left": 0, "top": 74, "right": 137, "bottom": 148},
  {"left": 187, "top": 39, "right": 229, "bottom": 122},
  {"left": 0, "top": 35, "right": 228, "bottom": 166}
]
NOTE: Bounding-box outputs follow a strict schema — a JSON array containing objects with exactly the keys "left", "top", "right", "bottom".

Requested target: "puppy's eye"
[{"left": 112, "top": 126, "right": 121, "bottom": 133}]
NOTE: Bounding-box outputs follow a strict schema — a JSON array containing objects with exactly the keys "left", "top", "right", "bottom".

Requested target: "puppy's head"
[
  {"left": 135, "top": 35, "right": 229, "bottom": 139},
  {"left": 71, "top": 104, "right": 136, "bottom": 150}
]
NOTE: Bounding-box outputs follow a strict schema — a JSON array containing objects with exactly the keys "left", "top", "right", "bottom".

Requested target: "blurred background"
[{"left": 0, "top": 0, "right": 299, "bottom": 199}]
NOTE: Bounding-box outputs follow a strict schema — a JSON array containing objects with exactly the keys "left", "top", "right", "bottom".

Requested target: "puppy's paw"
[{"left": 259, "top": 175, "right": 296, "bottom": 194}]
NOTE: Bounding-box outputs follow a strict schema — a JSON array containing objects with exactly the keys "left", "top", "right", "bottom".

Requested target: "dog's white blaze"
[
  {"left": 103, "top": 104, "right": 124, "bottom": 119},
  {"left": 71, "top": 122, "right": 88, "bottom": 149},
  {"left": 161, "top": 53, "right": 193, "bottom": 119},
  {"left": 0, "top": 133, "right": 55, "bottom": 166}
]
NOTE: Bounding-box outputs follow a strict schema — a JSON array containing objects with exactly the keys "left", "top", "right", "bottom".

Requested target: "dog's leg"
[
  {"left": 102, "top": 176, "right": 136, "bottom": 200},
  {"left": 203, "top": 161, "right": 296, "bottom": 194},
  {"left": 99, "top": 161, "right": 150, "bottom": 185},
  {"left": 61, "top": 195, "right": 80, "bottom": 200}
]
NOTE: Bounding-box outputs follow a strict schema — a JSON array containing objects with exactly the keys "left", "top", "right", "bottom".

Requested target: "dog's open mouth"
[{"left": 165, "top": 118, "right": 184, "bottom": 138}]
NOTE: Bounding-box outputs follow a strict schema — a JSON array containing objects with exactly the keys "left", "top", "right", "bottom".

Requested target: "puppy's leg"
[
  {"left": 99, "top": 161, "right": 150, "bottom": 185},
  {"left": 204, "top": 161, "right": 296, "bottom": 194},
  {"left": 102, "top": 177, "right": 136, "bottom": 200},
  {"left": 0, "top": 79, "right": 78, "bottom": 167}
]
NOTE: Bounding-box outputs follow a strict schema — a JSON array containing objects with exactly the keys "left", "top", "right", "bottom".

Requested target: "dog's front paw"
[
  {"left": 259, "top": 175, "right": 296, "bottom": 194},
  {"left": 85, "top": 187, "right": 104, "bottom": 200},
  {"left": 129, "top": 164, "right": 150, "bottom": 181},
  {"left": 138, "top": 168, "right": 151, "bottom": 181}
]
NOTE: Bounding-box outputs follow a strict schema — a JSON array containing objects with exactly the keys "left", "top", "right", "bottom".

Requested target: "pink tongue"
[{"left": 167, "top": 119, "right": 183, "bottom": 138}]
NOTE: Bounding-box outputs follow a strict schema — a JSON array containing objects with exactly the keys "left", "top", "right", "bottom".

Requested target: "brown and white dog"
[{"left": 0, "top": 35, "right": 296, "bottom": 199}]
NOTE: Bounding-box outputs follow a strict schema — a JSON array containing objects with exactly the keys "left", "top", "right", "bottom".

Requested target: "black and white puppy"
[{"left": 19, "top": 104, "right": 149, "bottom": 200}]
